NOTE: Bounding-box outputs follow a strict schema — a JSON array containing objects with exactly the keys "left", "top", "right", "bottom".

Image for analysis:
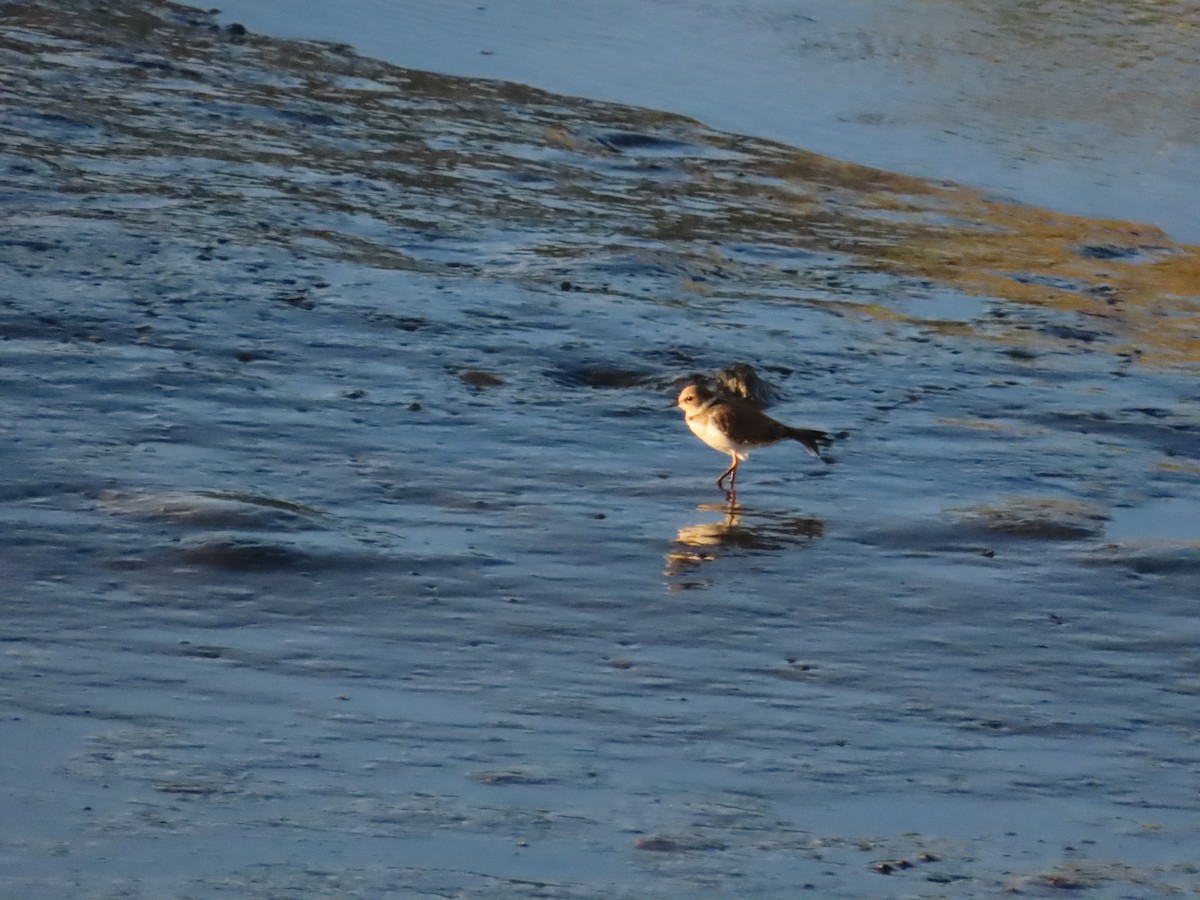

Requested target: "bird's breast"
[{"left": 686, "top": 412, "right": 745, "bottom": 456}]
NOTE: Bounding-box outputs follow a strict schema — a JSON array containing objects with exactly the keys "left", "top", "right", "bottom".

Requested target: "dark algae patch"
[{"left": 1, "top": 1, "right": 1198, "bottom": 898}]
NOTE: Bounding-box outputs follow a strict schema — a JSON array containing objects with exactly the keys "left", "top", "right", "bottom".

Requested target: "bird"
[{"left": 676, "top": 382, "right": 830, "bottom": 496}]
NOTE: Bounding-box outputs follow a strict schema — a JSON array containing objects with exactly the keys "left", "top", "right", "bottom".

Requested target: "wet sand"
[
  {"left": 2, "top": 2, "right": 1199, "bottom": 897},
  {"left": 212, "top": 0, "right": 1200, "bottom": 243}
]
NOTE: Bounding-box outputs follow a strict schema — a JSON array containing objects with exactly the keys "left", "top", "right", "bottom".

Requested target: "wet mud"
[{"left": 2, "top": 2, "right": 1199, "bottom": 897}]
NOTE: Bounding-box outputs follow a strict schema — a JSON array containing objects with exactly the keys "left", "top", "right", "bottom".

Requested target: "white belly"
[{"left": 688, "top": 416, "right": 748, "bottom": 459}]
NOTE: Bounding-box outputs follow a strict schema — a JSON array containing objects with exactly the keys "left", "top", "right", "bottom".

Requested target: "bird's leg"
[
  {"left": 716, "top": 456, "right": 737, "bottom": 489},
  {"left": 717, "top": 454, "right": 739, "bottom": 501}
]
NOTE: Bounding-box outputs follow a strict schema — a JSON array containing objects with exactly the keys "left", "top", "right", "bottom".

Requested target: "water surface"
[
  {"left": 2, "top": 3, "right": 1198, "bottom": 897},
  {"left": 213, "top": 0, "right": 1200, "bottom": 242}
]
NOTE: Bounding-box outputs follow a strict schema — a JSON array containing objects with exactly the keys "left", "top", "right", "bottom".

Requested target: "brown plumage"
[{"left": 677, "top": 383, "right": 829, "bottom": 495}]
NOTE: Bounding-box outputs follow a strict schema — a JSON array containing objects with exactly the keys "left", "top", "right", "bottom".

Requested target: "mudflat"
[{"left": 2, "top": 3, "right": 1198, "bottom": 897}]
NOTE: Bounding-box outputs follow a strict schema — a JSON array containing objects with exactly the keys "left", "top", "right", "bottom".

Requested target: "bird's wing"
[{"left": 710, "top": 402, "right": 793, "bottom": 446}]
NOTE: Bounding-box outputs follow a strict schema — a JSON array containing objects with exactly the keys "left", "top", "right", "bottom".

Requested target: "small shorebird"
[{"left": 676, "top": 383, "right": 829, "bottom": 496}]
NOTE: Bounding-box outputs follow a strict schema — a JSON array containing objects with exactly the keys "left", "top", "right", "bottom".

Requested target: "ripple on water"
[
  {"left": 2, "top": 2, "right": 1199, "bottom": 897},
  {"left": 948, "top": 496, "right": 1108, "bottom": 540}
]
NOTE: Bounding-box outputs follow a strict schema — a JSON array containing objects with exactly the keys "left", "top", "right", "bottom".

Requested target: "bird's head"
[{"left": 676, "top": 384, "right": 713, "bottom": 413}]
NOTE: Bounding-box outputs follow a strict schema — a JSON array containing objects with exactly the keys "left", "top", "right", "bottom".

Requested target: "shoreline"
[{"left": 213, "top": 0, "right": 1200, "bottom": 243}]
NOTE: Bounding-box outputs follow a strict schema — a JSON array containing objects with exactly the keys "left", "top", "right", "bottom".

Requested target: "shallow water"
[
  {"left": 2, "top": 2, "right": 1199, "bottom": 897},
  {"left": 212, "top": 0, "right": 1200, "bottom": 243}
]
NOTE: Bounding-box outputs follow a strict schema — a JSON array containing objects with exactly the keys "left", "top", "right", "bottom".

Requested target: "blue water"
[
  {"left": 215, "top": 0, "right": 1200, "bottom": 244},
  {"left": 2, "top": 4, "right": 1198, "bottom": 897}
]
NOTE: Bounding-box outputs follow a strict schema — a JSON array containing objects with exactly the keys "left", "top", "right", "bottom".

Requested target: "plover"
[{"left": 676, "top": 382, "right": 829, "bottom": 496}]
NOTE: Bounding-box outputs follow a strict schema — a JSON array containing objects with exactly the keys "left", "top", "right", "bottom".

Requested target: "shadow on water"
[
  {"left": 666, "top": 501, "right": 825, "bottom": 585},
  {"left": 1, "top": 1, "right": 1199, "bottom": 897}
]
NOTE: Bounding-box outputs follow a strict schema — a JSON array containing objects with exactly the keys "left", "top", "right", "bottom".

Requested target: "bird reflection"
[{"left": 665, "top": 501, "right": 824, "bottom": 581}]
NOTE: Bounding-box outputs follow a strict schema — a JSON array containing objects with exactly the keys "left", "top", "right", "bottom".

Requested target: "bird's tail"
[{"left": 788, "top": 427, "right": 832, "bottom": 460}]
